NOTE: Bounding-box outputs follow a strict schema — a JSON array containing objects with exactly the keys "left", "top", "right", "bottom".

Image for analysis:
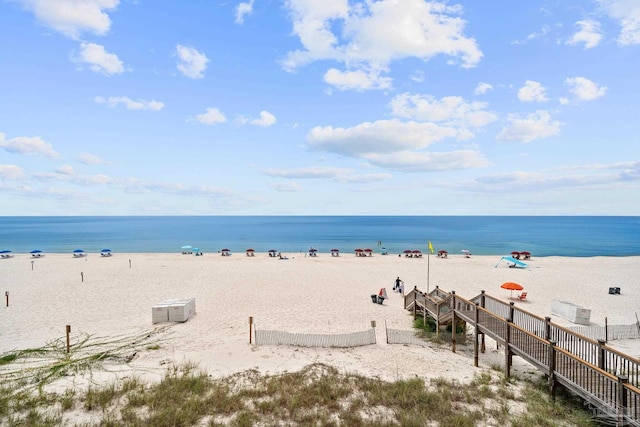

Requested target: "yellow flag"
[{"left": 428, "top": 241, "right": 434, "bottom": 254}]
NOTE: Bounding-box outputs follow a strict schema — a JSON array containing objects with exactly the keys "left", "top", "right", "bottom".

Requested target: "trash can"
[
  {"left": 377, "top": 296, "right": 385, "bottom": 304},
  {"left": 608, "top": 287, "right": 615, "bottom": 294},
  {"left": 615, "top": 287, "right": 621, "bottom": 294},
  {"left": 371, "top": 294, "right": 378, "bottom": 303}
]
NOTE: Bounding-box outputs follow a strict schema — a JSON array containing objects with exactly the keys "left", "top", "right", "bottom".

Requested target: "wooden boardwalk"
[{"left": 404, "top": 287, "right": 640, "bottom": 426}]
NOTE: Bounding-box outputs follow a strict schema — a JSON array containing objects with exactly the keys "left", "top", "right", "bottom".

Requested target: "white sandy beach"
[{"left": 1, "top": 251, "right": 639, "bottom": 390}]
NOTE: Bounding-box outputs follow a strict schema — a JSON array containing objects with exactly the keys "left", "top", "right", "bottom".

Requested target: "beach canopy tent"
[
  {"left": 30, "top": 250, "right": 44, "bottom": 257},
  {"left": 268, "top": 249, "right": 278, "bottom": 257},
  {"left": 364, "top": 248, "right": 373, "bottom": 256},
  {"left": 495, "top": 256, "right": 529, "bottom": 268},
  {"left": 73, "top": 249, "right": 86, "bottom": 257},
  {"left": 101, "top": 249, "right": 112, "bottom": 257},
  {"left": 181, "top": 245, "right": 192, "bottom": 254},
  {"left": 221, "top": 248, "right": 230, "bottom": 256},
  {"left": 520, "top": 251, "right": 532, "bottom": 259},
  {"left": 330, "top": 248, "right": 340, "bottom": 257},
  {"left": 246, "top": 248, "right": 255, "bottom": 256},
  {"left": 510, "top": 251, "right": 521, "bottom": 259},
  {"left": 0, "top": 250, "right": 12, "bottom": 258},
  {"left": 437, "top": 250, "right": 448, "bottom": 258}
]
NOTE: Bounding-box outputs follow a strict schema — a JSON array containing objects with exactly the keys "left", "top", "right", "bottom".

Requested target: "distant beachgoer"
[{"left": 394, "top": 276, "right": 403, "bottom": 291}]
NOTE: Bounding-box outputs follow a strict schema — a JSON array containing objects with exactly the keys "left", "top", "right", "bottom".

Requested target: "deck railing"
[{"left": 410, "top": 287, "right": 640, "bottom": 426}]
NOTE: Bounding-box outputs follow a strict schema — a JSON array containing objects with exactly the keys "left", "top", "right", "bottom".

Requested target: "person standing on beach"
[{"left": 394, "top": 276, "right": 403, "bottom": 291}]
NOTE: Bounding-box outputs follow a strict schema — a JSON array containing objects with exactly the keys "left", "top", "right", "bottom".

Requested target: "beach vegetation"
[{"left": 0, "top": 354, "right": 600, "bottom": 427}]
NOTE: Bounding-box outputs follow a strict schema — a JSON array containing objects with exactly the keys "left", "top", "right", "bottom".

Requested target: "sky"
[{"left": 1, "top": 0, "right": 639, "bottom": 216}]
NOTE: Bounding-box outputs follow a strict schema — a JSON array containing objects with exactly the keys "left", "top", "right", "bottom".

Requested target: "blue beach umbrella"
[
  {"left": 73, "top": 249, "right": 85, "bottom": 253},
  {"left": 30, "top": 250, "right": 42, "bottom": 254},
  {"left": 101, "top": 249, "right": 111, "bottom": 253},
  {"left": 0, "top": 250, "right": 11, "bottom": 254}
]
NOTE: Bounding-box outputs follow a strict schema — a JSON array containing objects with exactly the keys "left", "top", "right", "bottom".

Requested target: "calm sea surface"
[{"left": 0, "top": 216, "right": 638, "bottom": 257}]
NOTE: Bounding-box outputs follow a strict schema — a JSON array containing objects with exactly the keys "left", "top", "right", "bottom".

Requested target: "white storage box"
[
  {"left": 551, "top": 300, "right": 591, "bottom": 325},
  {"left": 152, "top": 298, "right": 196, "bottom": 324},
  {"left": 152, "top": 303, "right": 171, "bottom": 324}
]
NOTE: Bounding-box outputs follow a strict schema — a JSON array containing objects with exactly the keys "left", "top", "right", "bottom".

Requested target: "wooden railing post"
[
  {"left": 413, "top": 286, "right": 417, "bottom": 320},
  {"left": 480, "top": 290, "right": 485, "bottom": 308},
  {"left": 509, "top": 301, "right": 515, "bottom": 323},
  {"left": 617, "top": 375, "right": 628, "bottom": 426},
  {"left": 504, "top": 317, "right": 512, "bottom": 378},
  {"left": 451, "top": 291, "right": 457, "bottom": 353},
  {"left": 474, "top": 302, "right": 480, "bottom": 367},
  {"left": 548, "top": 340, "right": 557, "bottom": 400},
  {"left": 597, "top": 339, "right": 606, "bottom": 371},
  {"left": 545, "top": 316, "right": 551, "bottom": 341}
]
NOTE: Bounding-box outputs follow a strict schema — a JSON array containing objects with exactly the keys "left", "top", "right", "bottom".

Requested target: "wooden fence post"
[
  {"left": 548, "top": 340, "right": 557, "bottom": 400},
  {"left": 451, "top": 291, "right": 457, "bottom": 353},
  {"left": 474, "top": 302, "right": 479, "bottom": 367},
  {"left": 617, "top": 375, "right": 628, "bottom": 426},
  {"left": 249, "top": 317, "right": 253, "bottom": 344},
  {"left": 545, "top": 316, "right": 551, "bottom": 341},
  {"left": 505, "top": 317, "right": 512, "bottom": 377},
  {"left": 4, "top": 291, "right": 8, "bottom": 307},
  {"left": 66, "top": 325, "right": 71, "bottom": 353},
  {"left": 597, "top": 339, "right": 606, "bottom": 371}
]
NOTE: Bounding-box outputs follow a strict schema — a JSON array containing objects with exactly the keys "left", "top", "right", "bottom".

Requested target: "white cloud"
[
  {"left": 195, "top": 108, "right": 227, "bottom": 125},
  {"left": 176, "top": 45, "right": 209, "bottom": 79},
  {"left": 0, "top": 133, "right": 60, "bottom": 157},
  {"left": 77, "top": 152, "right": 112, "bottom": 165},
  {"left": 511, "top": 25, "right": 551, "bottom": 45},
  {"left": 323, "top": 68, "right": 393, "bottom": 91},
  {"left": 17, "top": 0, "right": 119, "bottom": 39},
  {"left": 390, "top": 93, "right": 498, "bottom": 128},
  {"left": 263, "top": 167, "right": 352, "bottom": 179},
  {"left": 55, "top": 164, "right": 74, "bottom": 175},
  {"left": 307, "top": 119, "right": 490, "bottom": 172},
  {"left": 72, "top": 42, "right": 124, "bottom": 75},
  {"left": 566, "top": 20, "right": 603, "bottom": 49},
  {"left": 565, "top": 76, "right": 607, "bottom": 101},
  {"left": 282, "top": 0, "right": 482, "bottom": 90},
  {"left": 517, "top": 80, "right": 548, "bottom": 102},
  {"left": 95, "top": 96, "right": 164, "bottom": 110},
  {"left": 270, "top": 181, "right": 303, "bottom": 192},
  {"left": 474, "top": 82, "right": 493, "bottom": 95},
  {"left": 250, "top": 111, "right": 277, "bottom": 127},
  {"left": 597, "top": 0, "right": 640, "bottom": 45},
  {"left": 0, "top": 164, "right": 26, "bottom": 180},
  {"left": 363, "top": 150, "right": 491, "bottom": 172},
  {"left": 496, "top": 110, "right": 562, "bottom": 143},
  {"left": 235, "top": 0, "right": 254, "bottom": 25}
]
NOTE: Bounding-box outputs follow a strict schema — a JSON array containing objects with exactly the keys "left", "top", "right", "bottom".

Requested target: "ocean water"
[{"left": 0, "top": 216, "right": 638, "bottom": 257}]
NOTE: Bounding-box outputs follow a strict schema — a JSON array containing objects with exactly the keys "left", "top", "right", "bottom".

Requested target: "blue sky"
[{"left": 1, "top": 0, "right": 639, "bottom": 215}]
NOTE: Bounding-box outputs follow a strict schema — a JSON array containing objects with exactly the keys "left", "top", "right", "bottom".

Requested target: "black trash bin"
[
  {"left": 371, "top": 294, "right": 378, "bottom": 303},
  {"left": 609, "top": 287, "right": 616, "bottom": 294},
  {"left": 615, "top": 287, "right": 621, "bottom": 294},
  {"left": 377, "top": 296, "right": 385, "bottom": 304}
]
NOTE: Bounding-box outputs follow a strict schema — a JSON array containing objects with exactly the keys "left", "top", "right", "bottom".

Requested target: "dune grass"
[{"left": 1, "top": 358, "right": 599, "bottom": 426}]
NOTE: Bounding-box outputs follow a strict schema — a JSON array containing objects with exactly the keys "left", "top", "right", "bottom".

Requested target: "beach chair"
[{"left": 517, "top": 292, "right": 527, "bottom": 300}]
